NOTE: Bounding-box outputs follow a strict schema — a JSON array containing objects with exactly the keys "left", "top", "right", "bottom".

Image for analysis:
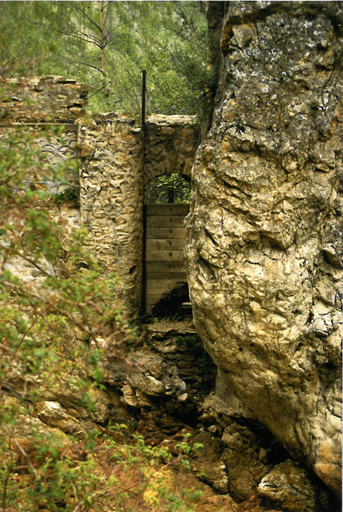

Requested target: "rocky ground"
[
  {"left": 130, "top": 319, "right": 341, "bottom": 512},
  {"left": 4, "top": 318, "right": 339, "bottom": 512}
]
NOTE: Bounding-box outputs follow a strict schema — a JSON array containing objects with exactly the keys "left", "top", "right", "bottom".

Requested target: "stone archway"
[{"left": 142, "top": 114, "right": 200, "bottom": 316}]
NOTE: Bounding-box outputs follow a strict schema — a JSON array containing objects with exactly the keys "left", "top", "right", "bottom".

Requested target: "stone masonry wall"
[
  {"left": 0, "top": 76, "right": 88, "bottom": 123},
  {"left": 144, "top": 114, "right": 201, "bottom": 184},
  {"left": 77, "top": 114, "right": 144, "bottom": 317},
  {"left": 0, "top": 76, "right": 200, "bottom": 318}
]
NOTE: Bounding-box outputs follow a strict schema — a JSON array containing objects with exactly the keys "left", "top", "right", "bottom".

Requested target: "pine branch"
[
  {"left": 72, "top": 3, "right": 102, "bottom": 33},
  {"left": 57, "top": 54, "right": 105, "bottom": 77}
]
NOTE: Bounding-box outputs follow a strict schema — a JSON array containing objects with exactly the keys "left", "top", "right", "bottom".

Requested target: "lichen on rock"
[{"left": 185, "top": 0, "right": 343, "bottom": 495}]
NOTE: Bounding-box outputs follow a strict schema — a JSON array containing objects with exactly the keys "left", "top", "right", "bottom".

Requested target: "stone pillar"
[{"left": 78, "top": 114, "right": 144, "bottom": 318}]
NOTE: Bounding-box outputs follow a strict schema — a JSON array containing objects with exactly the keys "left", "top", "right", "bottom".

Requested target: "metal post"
[
  {"left": 142, "top": 69, "right": 146, "bottom": 129},
  {"left": 141, "top": 70, "right": 147, "bottom": 313}
]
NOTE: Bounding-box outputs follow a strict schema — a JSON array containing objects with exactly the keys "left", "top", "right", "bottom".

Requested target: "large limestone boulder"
[{"left": 185, "top": 1, "right": 342, "bottom": 495}]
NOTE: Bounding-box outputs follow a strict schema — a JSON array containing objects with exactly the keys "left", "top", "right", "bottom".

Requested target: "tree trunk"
[{"left": 99, "top": 1, "right": 108, "bottom": 99}]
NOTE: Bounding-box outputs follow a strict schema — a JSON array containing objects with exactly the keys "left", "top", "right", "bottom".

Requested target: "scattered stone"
[
  {"left": 221, "top": 422, "right": 274, "bottom": 502},
  {"left": 190, "top": 431, "right": 229, "bottom": 494},
  {"left": 36, "top": 401, "right": 87, "bottom": 437}
]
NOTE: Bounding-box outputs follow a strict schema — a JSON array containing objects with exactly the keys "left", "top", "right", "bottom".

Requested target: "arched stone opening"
[{"left": 141, "top": 114, "right": 200, "bottom": 315}]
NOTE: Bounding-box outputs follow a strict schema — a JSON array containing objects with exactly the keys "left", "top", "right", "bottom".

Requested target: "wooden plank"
[
  {"left": 147, "top": 279, "right": 186, "bottom": 295},
  {"left": 146, "top": 227, "right": 186, "bottom": 239},
  {"left": 146, "top": 294, "right": 165, "bottom": 305},
  {"left": 146, "top": 262, "right": 186, "bottom": 273},
  {"left": 146, "top": 239, "right": 184, "bottom": 251},
  {"left": 145, "top": 204, "right": 189, "bottom": 216},
  {"left": 144, "top": 204, "right": 189, "bottom": 314},
  {"left": 146, "top": 216, "right": 186, "bottom": 228},
  {"left": 146, "top": 272, "right": 187, "bottom": 280},
  {"left": 146, "top": 250, "right": 185, "bottom": 262},
  {"left": 146, "top": 293, "right": 188, "bottom": 307},
  {"left": 146, "top": 293, "right": 171, "bottom": 306}
]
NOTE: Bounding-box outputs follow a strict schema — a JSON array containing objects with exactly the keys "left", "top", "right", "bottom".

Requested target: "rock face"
[{"left": 185, "top": 1, "right": 343, "bottom": 495}]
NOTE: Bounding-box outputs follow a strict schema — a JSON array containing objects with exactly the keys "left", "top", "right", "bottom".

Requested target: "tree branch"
[
  {"left": 73, "top": 4, "right": 102, "bottom": 33},
  {"left": 13, "top": 439, "right": 38, "bottom": 479},
  {"left": 58, "top": 54, "right": 105, "bottom": 77},
  {"left": 72, "top": 483, "right": 141, "bottom": 512},
  {"left": 64, "top": 30, "right": 102, "bottom": 48},
  {"left": 88, "top": 82, "right": 111, "bottom": 98}
]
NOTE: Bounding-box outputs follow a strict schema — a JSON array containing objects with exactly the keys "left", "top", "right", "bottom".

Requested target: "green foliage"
[
  {"left": 196, "top": 470, "right": 207, "bottom": 480},
  {"left": 145, "top": 173, "right": 191, "bottom": 204},
  {"left": 53, "top": 187, "right": 79, "bottom": 206},
  {"left": 0, "top": 123, "right": 122, "bottom": 509},
  {"left": 0, "top": 423, "right": 202, "bottom": 511},
  {"left": 136, "top": 312, "right": 155, "bottom": 325},
  {"left": 175, "top": 433, "right": 193, "bottom": 455},
  {"left": 0, "top": 1, "right": 214, "bottom": 119},
  {"left": 176, "top": 334, "right": 201, "bottom": 348}
]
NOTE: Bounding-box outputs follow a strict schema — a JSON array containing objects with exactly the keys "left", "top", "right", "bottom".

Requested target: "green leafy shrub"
[
  {"left": 53, "top": 187, "right": 79, "bottom": 206},
  {"left": 145, "top": 173, "right": 191, "bottom": 204},
  {"left": 0, "top": 424, "right": 203, "bottom": 511}
]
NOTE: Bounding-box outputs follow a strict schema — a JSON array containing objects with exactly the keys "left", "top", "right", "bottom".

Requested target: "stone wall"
[
  {"left": 0, "top": 75, "right": 88, "bottom": 123},
  {"left": 0, "top": 76, "right": 200, "bottom": 318},
  {"left": 144, "top": 114, "right": 201, "bottom": 184},
  {"left": 0, "top": 76, "right": 82, "bottom": 288},
  {"left": 77, "top": 114, "right": 144, "bottom": 316},
  {"left": 185, "top": 1, "right": 343, "bottom": 495}
]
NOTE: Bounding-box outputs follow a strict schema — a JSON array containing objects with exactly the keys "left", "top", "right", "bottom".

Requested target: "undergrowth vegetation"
[
  {"left": 0, "top": 109, "right": 203, "bottom": 510},
  {"left": 1, "top": 422, "right": 203, "bottom": 511}
]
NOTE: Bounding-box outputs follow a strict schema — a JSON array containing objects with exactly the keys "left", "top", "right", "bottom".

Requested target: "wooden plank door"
[{"left": 145, "top": 203, "right": 189, "bottom": 313}]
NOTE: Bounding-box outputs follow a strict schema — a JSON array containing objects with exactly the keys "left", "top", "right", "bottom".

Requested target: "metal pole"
[
  {"left": 142, "top": 69, "right": 146, "bottom": 129},
  {"left": 141, "top": 70, "right": 147, "bottom": 313}
]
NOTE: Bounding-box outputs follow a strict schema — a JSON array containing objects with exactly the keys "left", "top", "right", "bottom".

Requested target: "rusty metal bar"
[
  {"left": 142, "top": 69, "right": 146, "bottom": 129},
  {"left": 141, "top": 69, "right": 147, "bottom": 313}
]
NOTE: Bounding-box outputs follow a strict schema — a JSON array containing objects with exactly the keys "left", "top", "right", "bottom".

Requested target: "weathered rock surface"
[
  {"left": 257, "top": 459, "right": 329, "bottom": 512},
  {"left": 104, "top": 343, "right": 187, "bottom": 403},
  {"left": 36, "top": 401, "right": 91, "bottom": 437},
  {"left": 185, "top": 1, "right": 343, "bottom": 495}
]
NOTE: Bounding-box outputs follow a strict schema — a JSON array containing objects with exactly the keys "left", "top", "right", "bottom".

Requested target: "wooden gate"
[{"left": 144, "top": 203, "right": 189, "bottom": 313}]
